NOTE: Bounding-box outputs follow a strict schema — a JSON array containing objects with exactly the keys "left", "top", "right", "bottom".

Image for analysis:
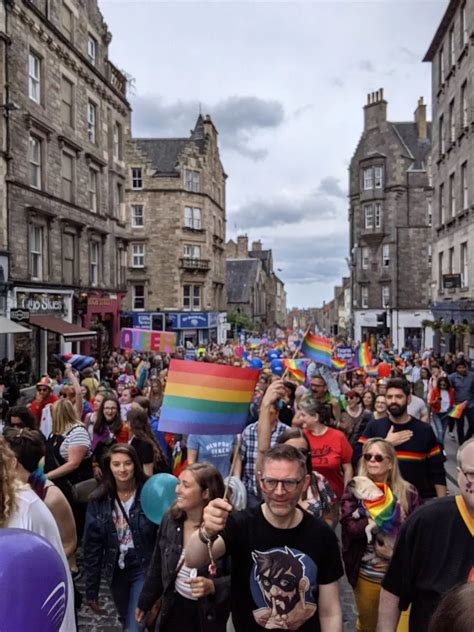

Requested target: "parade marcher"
[
  {"left": 448, "top": 359, "right": 474, "bottom": 444},
  {"left": 4, "top": 405, "right": 38, "bottom": 430},
  {"left": 309, "top": 375, "right": 342, "bottom": 425},
  {"left": 30, "top": 375, "right": 58, "bottom": 428},
  {"left": 339, "top": 390, "right": 372, "bottom": 445},
  {"left": 356, "top": 378, "right": 446, "bottom": 500},
  {"left": 370, "top": 395, "right": 388, "bottom": 422},
  {"left": 406, "top": 392, "right": 429, "bottom": 423},
  {"left": 428, "top": 376, "right": 454, "bottom": 446},
  {"left": 84, "top": 445, "right": 157, "bottom": 631},
  {"left": 127, "top": 407, "right": 168, "bottom": 475},
  {"left": 185, "top": 444, "right": 344, "bottom": 632},
  {"left": 377, "top": 438, "right": 474, "bottom": 632},
  {"left": 341, "top": 438, "right": 421, "bottom": 632},
  {"left": 0, "top": 436, "right": 76, "bottom": 632},
  {"left": 136, "top": 463, "right": 231, "bottom": 632}
]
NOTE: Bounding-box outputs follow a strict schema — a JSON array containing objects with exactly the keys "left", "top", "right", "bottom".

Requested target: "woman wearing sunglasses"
[{"left": 340, "top": 438, "right": 420, "bottom": 632}]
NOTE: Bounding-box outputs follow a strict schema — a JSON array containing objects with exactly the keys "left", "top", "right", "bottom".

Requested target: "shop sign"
[
  {"left": 87, "top": 296, "right": 114, "bottom": 307},
  {"left": 10, "top": 308, "right": 30, "bottom": 322},
  {"left": 120, "top": 327, "right": 176, "bottom": 353},
  {"left": 179, "top": 313, "right": 209, "bottom": 329},
  {"left": 16, "top": 292, "right": 68, "bottom": 315}
]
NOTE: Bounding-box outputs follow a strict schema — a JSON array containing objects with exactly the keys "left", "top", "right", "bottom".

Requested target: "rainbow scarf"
[
  {"left": 284, "top": 359, "right": 308, "bottom": 383},
  {"left": 363, "top": 482, "right": 401, "bottom": 533},
  {"left": 301, "top": 332, "right": 333, "bottom": 367},
  {"left": 448, "top": 401, "right": 467, "bottom": 420}
]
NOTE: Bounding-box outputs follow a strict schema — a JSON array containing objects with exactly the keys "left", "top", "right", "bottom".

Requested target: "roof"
[
  {"left": 29, "top": 315, "right": 97, "bottom": 342},
  {"left": 249, "top": 249, "right": 272, "bottom": 274},
  {"left": 391, "top": 122, "right": 432, "bottom": 170},
  {"left": 132, "top": 138, "right": 189, "bottom": 176},
  {"left": 423, "top": 0, "right": 459, "bottom": 62},
  {"left": 0, "top": 316, "right": 30, "bottom": 334},
  {"left": 226, "top": 259, "right": 261, "bottom": 303}
]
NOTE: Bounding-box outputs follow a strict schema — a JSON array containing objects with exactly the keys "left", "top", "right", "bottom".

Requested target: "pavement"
[{"left": 76, "top": 434, "right": 460, "bottom": 631}]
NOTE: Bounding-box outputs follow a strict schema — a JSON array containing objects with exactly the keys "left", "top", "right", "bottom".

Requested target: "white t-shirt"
[
  {"left": 440, "top": 390, "right": 450, "bottom": 413},
  {"left": 407, "top": 394, "right": 428, "bottom": 420},
  {"left": 7, "top": 487, "right": 76, "bottom": 632}
]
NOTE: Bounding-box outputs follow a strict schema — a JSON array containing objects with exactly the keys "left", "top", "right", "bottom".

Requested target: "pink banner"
[{"left": 120, "top": 328, "right": 176, "bottom": 353}]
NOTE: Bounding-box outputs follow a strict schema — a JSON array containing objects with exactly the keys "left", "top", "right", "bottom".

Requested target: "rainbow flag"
[
  {"left": 284, "top": 359, "right": 308, "bottom": 383},
  {"left": 365, "top": 366, "right": 379, "bottom": 378},
  {"left": 363, "top": 482, "right": 401, "bottom": 533},
  {"left": 447, "top": 401, "right": 467, "bottom": 419},
  {"left": 273, "top": 342, "right": 285, "bottom": 351},
  {"left": 158, "top": 360, "right": 260, "bottom": 435},
  {"left": 354, "top": 342, "right": 373, "bottom": 368},
  {"left": 331, "top": 356, "right": 347, "bottom": 371},
  {"left": 301, "top": 332, "right": 333, "bottom": 367}
]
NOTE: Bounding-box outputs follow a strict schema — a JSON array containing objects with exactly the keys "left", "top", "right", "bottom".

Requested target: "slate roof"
[
  {"left": 132, "top": 138, "right": 189, "bottom": 177},
  {"left": 249, "top": 249, "right": 272, "bottom": 275},
  {"left": 391, "top": 122, "right": 432, "bottom": 170},
  {"left": 226, "top": 259, "right": 260, "bottom": 303}
]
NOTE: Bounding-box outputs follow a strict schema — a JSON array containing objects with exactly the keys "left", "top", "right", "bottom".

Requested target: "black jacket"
[
  {"left": 137, "top": 511, "right": 231, "bottom": 632},
  {"left": 83, "top": 486, "right": 157, "bottom": 600}
]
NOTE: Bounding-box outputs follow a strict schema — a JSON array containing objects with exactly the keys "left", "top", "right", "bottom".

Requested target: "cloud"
[
  {"left": 330, "top": 77, "right": 345, "bottom": 88},
  {"left": 358, "top": 59, "right": 375, "bottom": 72},
  {"left": 317, "top": 176, "right": 347, "bottom": 199},
  {"left": 130, "top": 94, "right": 284, "bottom": 160},
  {"left": 293, "top": 104, "right": 315, "bottom": 118}
]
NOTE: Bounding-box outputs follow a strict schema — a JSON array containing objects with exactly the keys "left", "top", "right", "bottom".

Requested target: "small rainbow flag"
[
  {"left": 331, "top": 356, "right": 347, "bottom": 371},
  {"left": 158, "top": 360, "right": 260, "bottom": 435},
  {"left": 301, "top": 332, "right": 333, "bottom": 367},
  {"left": 447, "top": 401, "right": 467, "bottom": 419},
  {"left": 363, "top": 482, "right": 401, "bottom": 533},
  {"left": 284, "top": 359, "right": 308, "bottom": 383},
  {"left": 365, "top": 366, "right": 379, "bottom": 378},
  {"left": 354, "top": 342, "right": 373, "bottom": 368},
  {"left": 273, "top": 342, "right": 285, "bottom": 351}
]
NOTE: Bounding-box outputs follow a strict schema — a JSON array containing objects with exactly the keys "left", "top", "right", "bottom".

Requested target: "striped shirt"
[
  {"left": 59, "top": 425, "right": 92, "bottom": 460},
  {"left": 175, "top": 552, "right": 197, "bottom": 601}
]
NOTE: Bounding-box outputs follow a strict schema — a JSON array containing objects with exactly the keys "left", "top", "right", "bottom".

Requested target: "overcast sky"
[{"left": 101, "top": 0, "right": 446, "bottom": 309}]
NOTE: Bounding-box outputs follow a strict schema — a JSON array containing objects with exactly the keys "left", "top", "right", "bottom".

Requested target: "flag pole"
[
  {"left": 280, "top": 322, "right": 312, "bottom": 381},
  {"left": 223, "top": 435, "right": 241, "bottom": 501}
]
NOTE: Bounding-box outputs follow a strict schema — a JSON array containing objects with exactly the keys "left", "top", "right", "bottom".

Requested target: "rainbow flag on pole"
[
  {"left": 284, "top": 359, "right": 308, "bottom": 383},
  {"left": 301, "top": 332, "right": 333, "bottom": 367},
  {"left": 158, "top": 360, "right": 260, "bottom": 435},
  {"left": 447, "top": 401, "right": 467, "bottom": 419},
  {"left": 363, "top": 482, "right": 401, "bottom": 533},
  {"left": 331, "top": 356, "right": 347, "bottom": 371},
  {"left": 354, "top": 341, "right": 373, "bottom": 369}
]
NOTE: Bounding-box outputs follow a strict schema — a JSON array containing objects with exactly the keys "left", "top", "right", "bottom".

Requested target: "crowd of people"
[{"left": 0, "top": 340, "right": 473, "bottom": 632}]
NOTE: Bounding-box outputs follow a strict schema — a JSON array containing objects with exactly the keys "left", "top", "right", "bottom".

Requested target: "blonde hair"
[
  {"left": 51, "top": 398, "right": 82, "bottom": 435},
  {"left": 358, "top": 438, "right": 412, "bottom": 514},
  {"left": 0, "top": 436, "right": 20, "bottom": 527}
]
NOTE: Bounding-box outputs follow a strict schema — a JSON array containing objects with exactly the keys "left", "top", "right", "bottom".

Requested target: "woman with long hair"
[
  {"left": 127, "top": 407, "right": 167, "bottom": 476},
  {"left": 341, "top": 438, "right": 421, "bottom": 632},
  {"left": 339, "top": 390, "right": 372, "bottom": 445},
  {"left": 143, "top": 375, "right": 164, "bottom": 416},
  {"left": 0, "top": 436, "right": 76, "bottom": 631},
  {"left": 4, "top": 405, "right": 38, "bottom": 430},
  {"left": 94, "top": 394, "right": 129, "bottom": 445},
  {"left": 44, "top": 398, "right": 93, "bottom": 539},
  {"left": 136, "top": 463, "right": 230, "bottom": 632},
  {"left": 428, "top": 375, "right": 454, "bottom": 445},
  {"left": 84, "top": 444, "right": 157, "bottom": 631}
]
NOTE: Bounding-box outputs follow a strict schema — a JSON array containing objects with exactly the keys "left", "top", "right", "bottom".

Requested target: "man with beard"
[
  {"left": 185, "top": 444, "right": 343, "bottom": 631},
  {"left": 355, "top": 378, "right": 446, "bottom": 499}
]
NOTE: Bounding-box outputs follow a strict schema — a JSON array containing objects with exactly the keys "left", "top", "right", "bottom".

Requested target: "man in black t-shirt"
[
  {"left": 377, "top": 438, "right": 474, "bottom": 632},
  {"left": 186, "top": 444, "right": 344, "bottom": 631}
]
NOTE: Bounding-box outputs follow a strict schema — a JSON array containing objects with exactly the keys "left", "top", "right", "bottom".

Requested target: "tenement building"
[
  {"left": 349, "top": 89, "right": 433, "bottom": 350},
  {"left": 0, "top": 0, "right": 131, "bottom": 379},
  {"left": 124, "top": 115, "right": 228, "bottom": 346},
  {"left": 423, "top": 0, "right": 474, "bottom": 356}
]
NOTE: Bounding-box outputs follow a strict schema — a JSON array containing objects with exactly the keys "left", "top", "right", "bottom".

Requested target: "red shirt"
[{"left": 304, "top": 427, "right": 353, "bottom": 500}]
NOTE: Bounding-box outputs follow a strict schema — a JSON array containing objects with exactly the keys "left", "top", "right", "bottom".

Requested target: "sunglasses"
[{"left": 363, "top": 453, "right": 389, "bottom": 463}]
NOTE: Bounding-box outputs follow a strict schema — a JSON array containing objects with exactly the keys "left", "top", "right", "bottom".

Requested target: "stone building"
[
  {"left": 349, "top": 89, "right": 434, "bottom": 350},
  {"left": 0, "top": 0, "right": 131, "bottom": 378},
  {"left": 123, "top": 115, "right": 227, "bottom": 346},
  {"left": 226, "top": 235, "right": 287, "bottom": 331},
  {"left": 423, "top": 0, "right": 474, "bottom": 356}
]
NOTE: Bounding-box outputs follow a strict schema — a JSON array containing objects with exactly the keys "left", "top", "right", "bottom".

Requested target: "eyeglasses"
[
  {"left": 363, "top": 453, "right": 389, "bottom": 463},
  {"left": 260, "top": 477, "right": 304, "bottom": 492},
  {"left": 459, "top": 468, "right": 474, "bottom": 483}
]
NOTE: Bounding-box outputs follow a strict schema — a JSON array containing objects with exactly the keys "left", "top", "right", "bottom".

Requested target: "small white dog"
[{"left": 348, "top": 475, "right": 384, "bottom": 544}]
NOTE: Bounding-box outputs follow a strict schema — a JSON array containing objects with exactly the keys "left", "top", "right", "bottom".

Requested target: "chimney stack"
[
  {"left": 236, "top": 234, "right": 249, "bottom": 258},
  {"left": 251, "top": 240, "right": 262, "bottom": 252},
  {"left": 364, "top": 88, "right": 387, "bottom": 130},
  {"left": 414, "top": 97, "right": 427, "bottom": 140}
]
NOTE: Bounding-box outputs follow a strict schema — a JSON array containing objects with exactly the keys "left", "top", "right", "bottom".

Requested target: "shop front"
[
  {"left": 120, "top": 311, "right": 222, "bottom": 347},
  {"left": 8, "top": 287, "right": 96, "bottom": 383},
  {"left": 431, "top": 300, "right": 474, "bottom": 359},
  {"left": 80, "top": 292, "right": 123, "bottom": 358}
]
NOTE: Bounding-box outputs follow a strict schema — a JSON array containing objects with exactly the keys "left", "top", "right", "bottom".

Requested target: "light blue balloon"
[
  {"left": 141, "top": 473, "right": 179, "bottom": 525},
  {"left": 270, "top": 359, "right": 284, "bottom": 375},
  {"left": 250, "top": 357, "right": 263, "bottom": 369}
]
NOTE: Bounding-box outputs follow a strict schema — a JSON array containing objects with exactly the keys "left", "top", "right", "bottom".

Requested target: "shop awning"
[
  {"left": 29, "top": 315, "right": 97, "bottom": 342},
  {"left": 0, "top": 316, "right": 31, "bottom": 334}
]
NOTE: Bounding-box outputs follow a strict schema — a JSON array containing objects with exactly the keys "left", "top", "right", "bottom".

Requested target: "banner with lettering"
[{"left": 120, "top": 328, "right": 176, "bottom": 354}]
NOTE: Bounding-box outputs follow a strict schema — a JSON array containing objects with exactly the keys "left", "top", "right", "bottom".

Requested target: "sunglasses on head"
[{"left": 363, "top": 453, "right": 389, "bottom": 463}]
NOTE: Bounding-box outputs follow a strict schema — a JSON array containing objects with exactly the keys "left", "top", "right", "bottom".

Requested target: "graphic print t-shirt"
[
  {"left": 221, "top": 505, "right": 343, "bottom": 631},
  {"left": 187, "top": 433, "right": 236, "bottom": 479}
]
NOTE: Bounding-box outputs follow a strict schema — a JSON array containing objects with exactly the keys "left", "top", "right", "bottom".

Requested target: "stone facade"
[
  {"left": 423, "top": 0, "right": 474, "bottom": 355},
  {"left": 0, "top": 0, "right": 131, "bottom": 372},
  {"left": 124, "top": 115, "right": 226, "bottom": 315},
  {"left": 349, "top": 89, "right": 433, "bottom": 349}
]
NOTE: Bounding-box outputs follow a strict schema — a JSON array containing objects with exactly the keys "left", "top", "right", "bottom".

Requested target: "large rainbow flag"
[
  {"left": 447, "top": 401, "right": 467, "bottom": 419},
  {"left": 353, "top": 341, "right": 373, "bottom": 369},
  {"left": 158, "top": 360, "right": 260, "bottom": 435},
  {"left": 362, "top": 482, "right": 401, "bottom": 533},
  {"left": 301, "top": 332, "right": 333, "bottom": 367},
  {"left": 284, "top": 359, "right": 308, "bottom": 383}
]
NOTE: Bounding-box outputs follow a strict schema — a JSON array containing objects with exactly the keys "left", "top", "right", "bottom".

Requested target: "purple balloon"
[{"left": 0, "top": 529, "right": 68, "bottom": 631}]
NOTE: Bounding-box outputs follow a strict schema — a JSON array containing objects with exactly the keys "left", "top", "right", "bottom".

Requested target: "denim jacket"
[{"left": 83, "top": 486, "right": 157, "bottom": 600}]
